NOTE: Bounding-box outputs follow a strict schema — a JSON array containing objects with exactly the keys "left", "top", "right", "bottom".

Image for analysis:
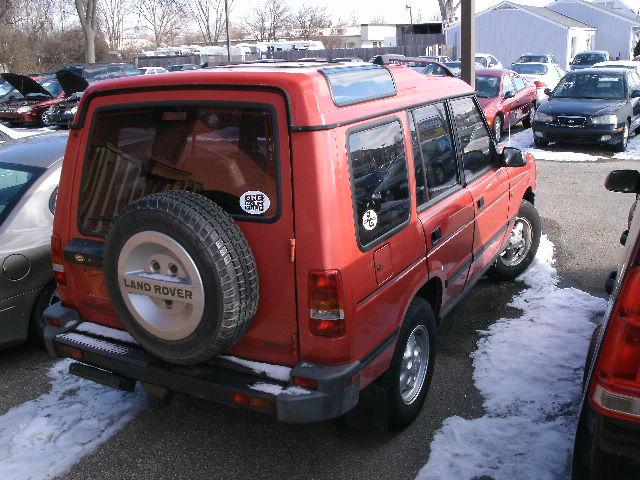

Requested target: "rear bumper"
[
  {"left": 573, "top": 402, "right": 640, "bottom": 479},
  {"left": 44, "top": 302, "right": 361, "bottom": 423}
]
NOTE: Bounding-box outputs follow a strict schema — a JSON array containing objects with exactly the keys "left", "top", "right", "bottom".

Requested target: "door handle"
[
  {"left": 431, "top": 227, "right": 442, "bottom": 245},
  {"left": 477, "top": 197, "right": 485, "bottom": 209}
]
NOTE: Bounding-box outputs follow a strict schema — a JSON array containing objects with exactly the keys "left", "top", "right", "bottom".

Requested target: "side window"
[
  {"left": 348, "top": 120, "right": 410, "bottom": 248},
  {"left": 410, "top": 103, "right": 459, "bottom": 202},
  {"left": 489, "top": 56, "right": 499, "bottom": 67},
  {"left": 449, "top": 97, "right": 493, "bottom": 179},
  {"left": 503, "top": 75, "right": 515, "bottom": 96},
  {"left": 513, "top": 74, "right": 527, "bottom": 91},
  {"left": 408, "top": 114, "right": 427, "bottom": 206}
]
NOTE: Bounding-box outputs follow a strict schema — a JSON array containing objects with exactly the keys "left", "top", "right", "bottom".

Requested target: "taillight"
[
  {"left": 309, "top": 270, "right": 345, "bottom": 337},
  {"left": 51, "top": 234, "right": 66, "bottom": 286},
  {"left": 590, "top": 266, "right": 640, "bottom": 421},
  {"left": 534, "top": 80, "right": 547, "bottom": 88}
]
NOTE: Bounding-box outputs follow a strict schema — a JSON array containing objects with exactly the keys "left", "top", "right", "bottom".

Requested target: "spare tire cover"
[{"left": 103, "top": 191, "right": 259, "bottom": 365}]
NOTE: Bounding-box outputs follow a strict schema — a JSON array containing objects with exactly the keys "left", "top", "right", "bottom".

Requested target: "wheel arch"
[
  {"left": 413, "top": 277, "right": 443, "bottom": 318},
  {"left": 523, "top": 186, "right": 535, "bottom": 206}
]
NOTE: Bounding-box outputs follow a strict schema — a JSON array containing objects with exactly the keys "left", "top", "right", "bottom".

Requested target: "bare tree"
[
  {"left": 134, "top": 0, "right": 185, "bottom": 48},
  {"left": 75, "top": 0, "right": 98, "bottom": 62},
  {"left": 190, "top": 0, "right": 232, "bottom": 44},
  {"left": 101, "top": 0, "right": 128, "bottom": 52},
  {"left": 295, "top": 4, "right": 330, "bottom": 40},
  {"left": 437, "top": 0, "right": 460, "bottom": 24},
  {"left": 244, "top": 0, "right": 291, "bottom": 42}
]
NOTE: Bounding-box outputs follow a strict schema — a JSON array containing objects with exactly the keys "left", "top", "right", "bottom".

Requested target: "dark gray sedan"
[{"left": 0, "top": 131, "right": 67, "bottom": 348}]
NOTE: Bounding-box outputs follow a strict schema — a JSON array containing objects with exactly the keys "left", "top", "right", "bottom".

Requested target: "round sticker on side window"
[
  {"left": 240, "top": 191, "right": 271, "bottom": 215},
  {"left": 362, "top": 209, "right": 378, "bottom": 231}
]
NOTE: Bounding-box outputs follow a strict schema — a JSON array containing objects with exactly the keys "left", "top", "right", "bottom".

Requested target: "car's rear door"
[
  {"left": 409, "top": 102, "right": 475, "bottom": 307},
  {"left": 64, "top": 89, "right": 299, "bottom": 366},
  {"left": 511, "top": 73, "right": 533, "bottom": 124},
  {"left": 449, "top": 96, "right": 510, "bottom": 282}
]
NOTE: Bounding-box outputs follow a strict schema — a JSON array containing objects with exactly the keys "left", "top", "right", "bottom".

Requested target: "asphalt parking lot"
[{"left": 0, "top": 132, "right": 638, "bottom": 480}]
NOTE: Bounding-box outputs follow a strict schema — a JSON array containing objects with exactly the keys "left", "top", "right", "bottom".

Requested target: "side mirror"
[
  {"left": 500, "top": 147, "right": 526, "bottom": 167},
  {"left": 605, "top": 170, "right": 640, "bottom": 193},
  {"left": 631, "top": 89, "right": 640, "bottom": 98},
  {"left": 504, "top": 90, "right": 515, "bottom": 99},
  {"left": 544, "top": 88, "right": 553, "bottom": 96}
]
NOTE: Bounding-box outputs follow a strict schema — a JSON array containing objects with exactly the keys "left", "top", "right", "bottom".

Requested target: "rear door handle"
[
  {"left": 477, "top": 197, "right": 485, "bottom": 209},
  {"left": 431, "top": 227, "right": 442, "bottom": 245}
]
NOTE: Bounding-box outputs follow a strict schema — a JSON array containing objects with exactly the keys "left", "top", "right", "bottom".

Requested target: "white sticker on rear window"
[
  {"left": 240, "top": 191, "right": 271, "bottom": 215},
  {"left": 362, "top": 209, "right": 378, "bottom": 231}
]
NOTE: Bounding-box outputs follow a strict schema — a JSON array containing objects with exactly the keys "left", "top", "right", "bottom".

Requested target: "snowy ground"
[
  {"left": 503, "top": 127, "right": 640, "bottom": 162},
  {"left": 418, "top": 236, "right": 607, "bottom": 480},
  {"left": 0, "top": 360, "right": 146, "bottom": 480}
]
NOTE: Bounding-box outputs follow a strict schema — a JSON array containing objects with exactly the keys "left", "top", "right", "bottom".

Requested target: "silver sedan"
[{"left": 0, "top": 131, "right": 67, "bottom": 348}]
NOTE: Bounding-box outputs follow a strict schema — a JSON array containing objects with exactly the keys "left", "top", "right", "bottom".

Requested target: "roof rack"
[{"left": 371, "top": 54, "right": 456, "bottom": 77}]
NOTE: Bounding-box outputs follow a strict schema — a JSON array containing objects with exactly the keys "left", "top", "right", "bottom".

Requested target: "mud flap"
[{"left": 343, "top": 382, "right": 389, "bottom": 433}]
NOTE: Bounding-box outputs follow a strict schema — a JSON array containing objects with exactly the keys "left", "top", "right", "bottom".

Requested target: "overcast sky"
[{"left": 230, "top": 0, "right": 590, "bottom": 25}]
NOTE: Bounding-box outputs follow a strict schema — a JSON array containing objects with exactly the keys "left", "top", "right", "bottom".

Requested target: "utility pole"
[
  {"left": 461, "top": 0, "right": 476, "bottom": 87},
  {"left": 406, "top": 4, "right": 413, "bottom": 24},
  {"left": 225, "top": 0, "right": 231, "bottom": 62}
]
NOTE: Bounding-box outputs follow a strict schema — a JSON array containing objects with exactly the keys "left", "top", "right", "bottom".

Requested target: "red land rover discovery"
[{"left": 44, "top": 57, "right": 540, "bottom": 429}]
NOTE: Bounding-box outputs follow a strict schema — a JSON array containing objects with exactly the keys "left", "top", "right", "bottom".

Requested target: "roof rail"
[{"left": 371, "top": 54, "right": 456, "bottom": 77}]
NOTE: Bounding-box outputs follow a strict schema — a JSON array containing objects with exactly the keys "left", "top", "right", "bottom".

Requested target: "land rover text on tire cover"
[{"left": 45, "top": 58, "right": 540, "bottom": 428}]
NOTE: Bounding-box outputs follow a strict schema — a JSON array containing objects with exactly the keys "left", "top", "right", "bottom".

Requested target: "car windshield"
[
  {"left": 0, "top": 162, "right": 43, "bottom": 225},
  {"left": 573, "top": 53, "right": 607, "bottom": 65},
  {"left": 79, "top": 105, "right": 279, "bottom": 235},
  {"left": 553, "top": 73, "right": 626, "bottom": 99},
  {"left": 39, "top": 79, "right": 62, "bottom": 96},
  {"left": 517, "top": 55, "right": 547, "bottom": 63},
  {"left": 475, "top": 75, "right": 501, "bottom": 98},
  {"left": 475, "top": 57, "right": 488, "bottom": 67},
  {"left": 0, "top": 82, "right": 14, "bottom": 97},
  {"left": 512, "top": 63, "right": 548, "bottom": 75}
]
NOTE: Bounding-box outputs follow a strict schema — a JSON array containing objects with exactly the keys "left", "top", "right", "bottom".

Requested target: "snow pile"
[
  {"left": 250, "top": 383, "right": 310, "bottom": 396},
  {"left": 75, "top": 322, "right": 138, "bottom": 345},
  {"left": 0, "top": 124, "right": 44, "bottom": 140},
  {"left": 0, "top": 359, "right": 146, "bottom": 480},
  {"left": 221, "top": 356, "right": 292, "bottom": 382},
  {"left": 417, "top": 236, "right": 607, "bottom": 480},
  {"left": 504, "top": 128, "right": 640, "bottom": 162}
]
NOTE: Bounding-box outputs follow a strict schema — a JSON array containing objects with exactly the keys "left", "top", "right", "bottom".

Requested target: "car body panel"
[{"left": 0, "top": 132, "right": 67, "bottom": 347}]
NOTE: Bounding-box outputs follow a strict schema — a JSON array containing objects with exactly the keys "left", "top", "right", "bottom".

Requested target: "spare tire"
[{"left": 103, "top": 191, "right": 259, "bottom": 365}]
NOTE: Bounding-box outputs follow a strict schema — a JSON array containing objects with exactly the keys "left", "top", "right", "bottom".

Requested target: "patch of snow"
[
  {"left": 417, "top": 235, "right": 607, "bottom": 480},
  {"left": 221, "top": 356, "right": 291, "bottom": 382},
  {"left": 75, "top": 322, "right": 138, "bottom": 345},
  {"left": 249, "top": 383, "right": 311, "bottom": 396},
  {"left": 0, "top": 359, "right": 146, "bottom": 480},
  {"left": 0, "top": 123, "right": 43, "bottom": 140},
  {"left": 503, "top": 128, "right": 640, "bottom": 162}
]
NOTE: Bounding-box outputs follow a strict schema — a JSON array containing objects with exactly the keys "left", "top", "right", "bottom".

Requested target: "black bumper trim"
[{"left": 48, "top": 307, "right": 364, "bottom": 423}]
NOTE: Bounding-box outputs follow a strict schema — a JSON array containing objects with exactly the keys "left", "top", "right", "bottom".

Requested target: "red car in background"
[
  {"left": 0, "top": 71, "right": 87, "bottom": 127},
  {"left": 475, "top": 69, "right": 537, "bottom": 142}
]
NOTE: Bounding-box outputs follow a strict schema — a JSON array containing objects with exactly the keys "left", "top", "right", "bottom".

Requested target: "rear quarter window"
[
  {"left": 348, "top": 120, "right": 410, "bottom": 249},
  {"left": 79, "top": 104, "right": 279, "bottom": 236}
]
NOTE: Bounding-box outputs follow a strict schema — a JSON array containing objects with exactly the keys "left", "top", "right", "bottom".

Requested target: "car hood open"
[
  {"left": 0, "top": 73, "right": 52, "bottom": 98},
  {"left": 55, "top": 70, "right": 89, "bottom": 96}
]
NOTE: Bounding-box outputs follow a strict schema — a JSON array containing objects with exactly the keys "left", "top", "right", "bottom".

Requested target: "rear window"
[
  {"left": 0, "top": 162, "right": 42, "bottom": 225},
  {"left": 517, "top": 55, "right": 547, "bottom": 63},
  {"left": 79, "top": 104, "right": 279, "bottom": 236}
]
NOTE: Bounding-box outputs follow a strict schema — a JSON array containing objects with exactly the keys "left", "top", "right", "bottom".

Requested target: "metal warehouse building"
[
  {"left": 445, "top": 1, "right": 597, "bottom": 69},
  {"left": 548, "top": 0, "right": 640, "bottom": 60}
]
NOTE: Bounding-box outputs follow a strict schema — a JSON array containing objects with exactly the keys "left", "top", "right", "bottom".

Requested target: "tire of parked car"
[
  {"left": 534, "top": 137, "right": 549, "bottom": 148},
  {"left": 613, "top": 121, "right": 630, "bottom": 153},
  {"left": 522, "top": 103, "right": 536, "bottom": 129},
  {"left": 378, "top": 297, "right": 437, "bottom": 430},
  {"left": 103, "top": 190, "right": 259, "bottom": 365},
  {"left": 29, "top": 281, "right": 60, "bottom": 344},
  {"left": 493, "top": 114, "right": 503, "bottom": 143},
  {"left": 489, "top": 200, "right": 541, "bottom": 281}
]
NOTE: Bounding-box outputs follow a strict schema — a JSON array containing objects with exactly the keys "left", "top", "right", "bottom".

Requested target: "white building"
[
  {"left": 445, "top": 1, "right": 596, "bottom": 69},
  {"left": 548, "top": 0, "right": 640, "bottom": 60}
]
